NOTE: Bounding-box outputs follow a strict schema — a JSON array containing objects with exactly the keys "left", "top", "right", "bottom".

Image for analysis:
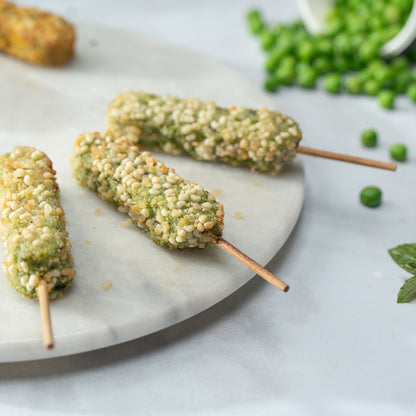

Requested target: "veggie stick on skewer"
[
  {"left": 71, "top": 131, "right": 288, "bottom": 292},
  {"left": 107, "top": 90, "right": 396, "bottom": 173},
  {"left": 0, "top": 0, "right": 75, "bottom": 66},
  {"left": 0, "top": 146, "right": 76, "bottom": 349}
]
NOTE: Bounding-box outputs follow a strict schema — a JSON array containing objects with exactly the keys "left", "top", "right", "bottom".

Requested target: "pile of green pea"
[{"left": 247, "top": 0, "right": 416, "bottom": 109}]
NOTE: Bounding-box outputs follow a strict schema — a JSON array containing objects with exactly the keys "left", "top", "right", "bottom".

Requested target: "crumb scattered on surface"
[
  {"left": 212, "top": 189, "right": 222, "bottom": 198},
  {"left": 102, "top": 280, "right": 112, "bottom": 291},
  {"left": 234, "top": 212, "right": 243, "bottom": 219},
  {"left": 120, "top": 218, "right": 132, "bottom": 229},
  {"left": 94, "top": 208, "right": 101, "bottom": 216},
  {"left": 252, "top": 180, "right": 259, "bottom": 187},
  {"left": 84, "top": 240, "right": 91, "bottom": 245},
  {"left": 92, "top": 226, "right": 96, "bottom": 230}
]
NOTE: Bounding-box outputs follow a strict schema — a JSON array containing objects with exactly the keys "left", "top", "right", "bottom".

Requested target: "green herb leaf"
[
  {"left": 388, "top": 244, "right": 416, "bottom": 274},
  {"left": 397, "top": 276, "right": 416, "bottom": 303}
]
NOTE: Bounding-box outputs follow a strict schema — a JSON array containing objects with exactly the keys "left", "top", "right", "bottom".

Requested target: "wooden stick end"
[{"left": 44, "top": 340, "right": 54, "bottom": 350}]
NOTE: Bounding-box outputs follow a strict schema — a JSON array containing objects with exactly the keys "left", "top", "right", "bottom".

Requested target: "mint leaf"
[
  {"left": 397, "top": 276, "right": 416, "bottom": 303},
  {"left": 388, "top": 244, "right": 416, "bottom": 274}
]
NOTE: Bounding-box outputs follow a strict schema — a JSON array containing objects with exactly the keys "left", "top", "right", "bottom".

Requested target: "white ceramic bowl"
[{"left": 296, "top": 0, "right": 416, "bottom": 57}]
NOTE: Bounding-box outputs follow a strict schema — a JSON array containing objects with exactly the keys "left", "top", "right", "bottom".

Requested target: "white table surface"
[{"left": 1, "top": 1, "right": 416, "bottom": 415}]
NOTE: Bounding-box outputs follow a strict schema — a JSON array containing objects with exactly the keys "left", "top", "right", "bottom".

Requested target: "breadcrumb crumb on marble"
[
  {"left": 102, "top": 280, "right": 112, "bottom": 290},
  {"left": 120, "top": 218, "right": 132, "bottom": 229}
]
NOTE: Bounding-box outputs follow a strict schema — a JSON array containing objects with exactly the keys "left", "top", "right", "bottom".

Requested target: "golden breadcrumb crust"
[{"left": 0, "top": 0, "right": 75, "bottom": 66}]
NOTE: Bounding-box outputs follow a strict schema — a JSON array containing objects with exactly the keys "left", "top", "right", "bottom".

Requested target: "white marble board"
[{"left": 0, "top": 25, "right": 304, "bottom": 362}]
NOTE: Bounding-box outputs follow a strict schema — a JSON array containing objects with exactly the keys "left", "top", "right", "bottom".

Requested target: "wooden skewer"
[
  {"left": 37, "top": 280, "right": 54, "bottom": 349},
  {"left": 297, "top": 146, "right": 397, "bottom": 171},
  {"left": 215, "top": 237, "right": 289, "bottom": 292}
]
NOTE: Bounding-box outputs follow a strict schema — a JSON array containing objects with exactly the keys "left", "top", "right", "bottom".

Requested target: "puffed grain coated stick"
[
  {"left": 107, "top": 90, "right": 396, "bottom": 173},
  {"left": 0, "top": 146, "right": 76, "bottom": 348},
  {"left": 71, "top": 131, "right": 288, "bottom": 291},
  {"left": 0, "top": 0, "right": 75, "bottom": 66}
]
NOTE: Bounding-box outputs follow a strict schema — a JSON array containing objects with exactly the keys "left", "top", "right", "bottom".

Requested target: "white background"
[{"left": 1, "top": 1, "right": 416, "bottom": 415}]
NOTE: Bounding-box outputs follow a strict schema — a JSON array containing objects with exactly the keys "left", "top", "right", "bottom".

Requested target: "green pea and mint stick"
[
  {"left": 71, "top": 131, "right": 289, "bottom": 292},
  {"left": 107, "top": 90, "right": 396, "bottom": 172},
  {"left": 0, "top": 146, "right": 76, "bottom": 348}
]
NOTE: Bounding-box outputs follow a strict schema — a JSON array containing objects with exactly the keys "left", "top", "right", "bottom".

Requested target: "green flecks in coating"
[
  {"left": 107, "top": 90, "right": 302, "bottom": 175},
  {"left": 71, "top": 131, "right": 224, "bottom": 249},
  {"left": 0, "top": 147, "right": 75, "bottom": 299}
]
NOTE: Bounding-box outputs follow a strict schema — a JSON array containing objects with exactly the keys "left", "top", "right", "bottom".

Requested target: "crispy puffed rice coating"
[
  {"left": 71, "top": 131, "right": 224, "bottom": 249},
  {"left": 107, "top": 90, "right": 302, "bottom": 174},
  {"left": 0, "top": 0, "right": 75, "bottom": 66},
  {"left": 0, "top": 147, "right": 75, "bottom": 299}
]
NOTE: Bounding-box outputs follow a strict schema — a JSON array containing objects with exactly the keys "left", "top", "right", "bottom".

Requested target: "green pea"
[
  {"left": 363, "top": 79, "right": 382, "bottom": 96},
  {"left": 346, "top": 15, "right": 367, "bottom": 34},
  {"left": 360, "top": 186, "right": 382, "bottom": 208},
  {"left": 324, "top": 73, "right": 342, "bottom": 93},
  {"left": 275, "top": 65, "right": 296, "bottom": 86},
  {"left": 247, "top": 10, "right": 264, "bottom": 35},
  {"left": 264, "top": 76, "right": 279, "bottom": 92},
  {"left": 261, "top": 31, "right": 276, "bottom": 51},
  {"left": 293, "top": 31, "right": 309, "bottom": 45},
  {"left": 345, "top": 75, "right": 362, "bottom": 94},
  {"left": 297, "top": 40, "right": 316, "bottom": 61},
  {"left": 316, "top": 37, "right": 333, "bottom": 55},
  {"left": 246, "top": 9, "right": 261, "bottom": 20},
  {"left": 384, "top": 4, "right": 402, "bottom": 24},
  {"left": 392, "top": 0, "right": 413, "bottom": 13},
  {"left": 297, "top": 64, "right": 318, "bottom": 88},
  {"left": 327, "top": 16, "right": 344, "bottom": 35},
  {"left": 407, "top": 83, "right": 416, "bottom": 102},
  {"left": 390, "top": 56, "right": 410, "bottom": 72},
  {"left": 265, "top": 50, "right": 282, "bottom": 72},
  {"left": 394, "top": 70, "right": 412, "bottom": 93},
  {"left": 279, "top": 56, "right": 297, "bottom": 70},
  {"left": 372, "top": 64, "right": 393, "bottom": 86},
  {"left": 377, "top": 90, "right": 395, "bottom": 109},
  {"left": 288, "top": 20, "right": 305, "bottom": 32},
  {"left": 313, "top": 56, "right": 333, "bottom": 74},
  {"left": 358, "top": 40, "right": 380, "bottom": 62},
  {"left": 275, "top": 33, "right": 293, "bottom": 53},
  {"left": 333, "top": 56, "right": 350, "bottom": 73},
  {"left": 334, "top": 33, "right": 354, "bottom": 56},
  {"left": 369, "top": 15, "right": 385, "bottom": 30},
  {"left": 390, "top": 143, "right": 407, "bottom": 161},
  {"left": 361, "top": 129, "right": 378, "bottom": 147}
]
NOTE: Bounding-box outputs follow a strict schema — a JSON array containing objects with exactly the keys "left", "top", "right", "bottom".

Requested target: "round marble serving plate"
[{"left": 0, "top": 25, "right": 304, "bottom": 362}]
